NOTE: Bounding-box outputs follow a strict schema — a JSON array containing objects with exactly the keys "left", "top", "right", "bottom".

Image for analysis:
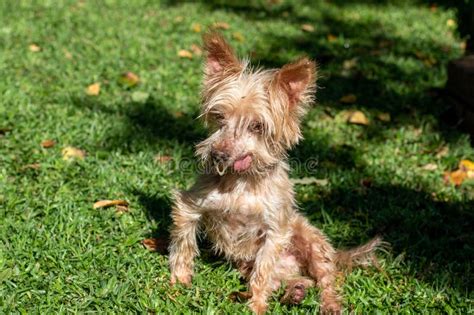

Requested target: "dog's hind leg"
[
  {"left": 291, "top": 216, "right": 342, "bottom": 314},
  {"left": 280, "top": 277, "right": 315, "bottom": 305}
]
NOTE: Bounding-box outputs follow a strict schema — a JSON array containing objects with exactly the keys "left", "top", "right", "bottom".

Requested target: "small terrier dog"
[{"left": 169, "top": 32, "right": 383, "bottom": 314}]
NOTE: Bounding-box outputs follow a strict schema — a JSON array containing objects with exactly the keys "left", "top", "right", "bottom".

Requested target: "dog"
[{"left": 168, "top": 32, "right": 384, "bottom": 314}]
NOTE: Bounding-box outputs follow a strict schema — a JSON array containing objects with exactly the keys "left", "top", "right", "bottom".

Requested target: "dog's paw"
[
  {"left": 248, "top": 298, "right": 268, "bottom": 315},
  {"left": 320, "top": 301, "right": 342, "bottom": 315},
  {"left": 280, "top": 283, "right": 306, "bottom": 304},
  {"left": 170, "top": 272, "right": 192, "bottom": 287}
]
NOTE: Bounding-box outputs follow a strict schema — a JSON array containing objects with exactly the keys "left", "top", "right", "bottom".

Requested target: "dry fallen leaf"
[
  {"left": 459, "top": 159, "right": 474, "bottom": 172},
  {"left": 190, "top": 44, "right": 202, "bottom": 56},
  {"left": 93, "top": 199, "right": 129, "bottom": 209},
  {"left": 29, "top": 44, "right": 41, "bottom": 52},
  {"left": 232, "top": 32, "right": 245, "bottom": 42},
  {"left": 327, "top": 34, "right": 337, "bottom": 42},
  {"left": 62, "top": 146, "right": 86, "bottom": 160},
  {"left": 435, "top": 146, "right": 449, "bottom": 158},
  {"left": 301, "top": 24, "right": 315, "bottom": 32},
  {"left": 422, "top": 163, "right": 438, "bottom": 171},
  {"left": 142, "top": 237, "right": 169, "bottom": 253},
  {"left": 86, "top": 83, "right": 100, "bottom": 96},
  {"left": 192, "top": 23, "right": 202, "bottom": 33},
  {"left": 377, "top": 113, "right": 391, "bottom": 122},
  {"left": 22, "top": 163, "right": 41, "bottom": 170},
  {"left": 115, "top": 204, "right": 129, "bottom": 213},
  {"left": 213, "top": 21, "right": 230, "bottom": 30},
  {"left": 291, "top": 177, "right": 328, "bottom": 186},
  {"left": 348, "top": 111, "right": 369, "bottom": 126},
  {"left": 444, "top": 169, "right": 466, "bottom": 186},
  {"left": 41, "top": 139, "right": 56, "bottom": 148},
  {"left": 339, "top": 94, "right": 357, "bottom": 104},
  {"left": 155, "top": 155, "right": 172, "bottom": 163},
  {"left": 120, "top": 72, "right": 140, "bottom": 87},
  {"left": 178, "top": 49, "right": 193, "bottom": 59}
]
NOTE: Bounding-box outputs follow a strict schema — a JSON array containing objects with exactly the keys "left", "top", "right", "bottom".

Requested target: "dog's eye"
[
  {"left": 212, "top": 113, "right": 225, "bottom": 127},
  {"left": 249, "top": 121, "right": 263, "bottom": 134}
]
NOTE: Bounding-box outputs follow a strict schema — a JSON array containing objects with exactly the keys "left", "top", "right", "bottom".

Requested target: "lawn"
[{"left": 1, "top": 0, "right": 473, "bottom": 313}]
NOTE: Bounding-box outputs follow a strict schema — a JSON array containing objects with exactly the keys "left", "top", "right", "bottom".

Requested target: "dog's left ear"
[{"left": 274, "top": 57, "right": 316, "bottom": 108}]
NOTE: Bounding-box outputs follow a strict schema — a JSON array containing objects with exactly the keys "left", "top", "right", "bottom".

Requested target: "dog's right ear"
[{"left": 203, "top": 32, "right": 241, "bottom": 81}]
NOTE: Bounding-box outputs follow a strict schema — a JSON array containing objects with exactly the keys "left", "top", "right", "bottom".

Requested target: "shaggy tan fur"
[{"left": 168, "top": 32, "right": 384, "bottom": 314}]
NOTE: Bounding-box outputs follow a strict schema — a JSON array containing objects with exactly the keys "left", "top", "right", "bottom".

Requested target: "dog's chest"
[{"left": 201, "top": 188, "right": 275, "bottom": 260}]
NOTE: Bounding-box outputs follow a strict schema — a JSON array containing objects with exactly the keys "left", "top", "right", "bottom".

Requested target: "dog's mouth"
[
  {"left": 213, "top": 154, "right": 253, "bottom": 176},
  {"left": 233, "top": 154, "right": 253, "bottom": 173}
]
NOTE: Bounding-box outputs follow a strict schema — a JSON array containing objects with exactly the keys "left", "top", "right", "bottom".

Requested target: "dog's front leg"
[
  {"left": 168, "top": 191, "right": 202, "bottom": 286},
  {"left": 248, "top": 229, "right": 290, "bottom": 315}
]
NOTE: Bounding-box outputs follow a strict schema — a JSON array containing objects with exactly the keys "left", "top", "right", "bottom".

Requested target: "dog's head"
[{"left": 196, "top": 32, "right": 317, "bottom": 176}]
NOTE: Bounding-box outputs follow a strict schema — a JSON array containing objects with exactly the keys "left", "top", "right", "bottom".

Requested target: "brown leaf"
[
  {"left": 339, "top": 94, "right": 357, "bottom": 104},
  {"left": 327, "top": 34, "right": 337, "bottom": 42},
  {"left": 422, "top": 163, "right": 438, "bottom": 171},
  {"left": 192, "top": 23, "right": 202, "bottom": 33},
  {"left": 93, "top": 199, "right": 129, "bottom": 209},
  {"left": 377, "top": 113, "right": 391, "bottom": 122},
  {"left": 178, "top": 50, "right": 193, "bottom": 59},
  {"left": 190, "top": 44, "right": 202, "bottom": 56},
  {"left": 213, "top": 22, "right": 230, "bottom": 30},
  {"left": 86, "top": 83, "right": 100, "bottom": 96},
  {"left": 22, "top": 163, "right": 41, "bottom": 170},
  {"left": 155, "top": 155, "right": 172, "bottom": 163},
  {"left": 29, "top": 44, "right": 41, "bottom": 52},
  {"left": 444, "top": 170, "right": 466, "bottom": 186},
  {"left": 301, "top": 24, "right": 315, "bottom": 32},
  {"left": 142, "top": 237, "right": 169, "bottom": 253},
  {"left": 115, "top": 204, "right": 129, "bottom": 213},
  {"left": 348, "top": 111, "right": 369, "bottom": 126},
  {"left": 120, "top": 72, "right": 140, "bottom": 87},
  {"left": 232, "top": 32, "right": 245, "bottom": 42},
  {"left": 435, "top": 146, "right": 449, "bottom": 158},
  {"left": 41, "top": 139, "right": 56, "bottom": 148},
  {"left": 62, "top": 146, "right": 86, "bottom": 160}
]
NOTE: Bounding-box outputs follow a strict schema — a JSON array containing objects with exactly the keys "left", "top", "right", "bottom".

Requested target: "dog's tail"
[{"left": 334, "top": 236, "right": 389, "bottom": 271}]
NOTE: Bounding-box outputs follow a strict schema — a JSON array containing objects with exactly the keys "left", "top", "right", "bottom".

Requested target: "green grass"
[{"left": 1, "top": 0, "right": 473, "bottom": 313}]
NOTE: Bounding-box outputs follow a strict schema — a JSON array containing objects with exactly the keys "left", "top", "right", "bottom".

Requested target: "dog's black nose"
[{"left": 211, "top": 149, "right": 229, "bottom": 162}]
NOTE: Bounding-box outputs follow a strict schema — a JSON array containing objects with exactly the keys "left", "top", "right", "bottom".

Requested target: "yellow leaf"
[
  {"left": 459, "top": 159, "right": 474, "bottom": 172},
  {"left": 232, "top": 32, "right": 245, "bottom": 42},
  {"left": 377, "top": 113, "right": 391, "bottom": 122},
  {"left": 178, "top": 50, "right": 193, "bottom": 59},
  {"left": 93, "top": 199, "right": 129, "bottom": 209},
  {"left": 62, "top": 146, "right": 86, "bottom": 160},
  {"left": 41, "top": 139, "right": 56, "bottom": 148},
  {"left": 446, "top": 19, "right": 456, "bottom": 27},
  {"left": 190, "top": 44, "right": 202, "bottom": 56},
  {"left": 348, "top": 111, "right": 369, "bottom": 125},
  {"left": 213, "top": 22, "right": 230, "bottom": 30},
  {"left": 120, "top": 72, "right": 140, "bottom": 87},
  {"left": 444, "top": 169, "right": 466, "bottom": 186},
  {"left": 86, "top": 83, "right": 100, "bottom": 96},
  {"left": 301, "top": 24, "right": 314, "bottom": 32},
  {"left": 192, "top": 23, "right": 201, "bottom": 33},
  {"left": 339, "top": 94, "right": 357, "bottom": 104},
  {"left": 29, "top": 44, "right": 41, "bottom": 52}
]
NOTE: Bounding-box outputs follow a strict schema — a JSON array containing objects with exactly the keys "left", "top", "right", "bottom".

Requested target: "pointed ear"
[
  {"left": 203, "top": 32, "right": 241, "bottom": 80},
  {"left": 275, "top": 58, "right": 317, "bottom": 107}
]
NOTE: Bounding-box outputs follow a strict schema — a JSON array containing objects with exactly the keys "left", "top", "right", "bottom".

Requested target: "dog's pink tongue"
[{"left": 233, "top": 155, "right": 252, "bottom": 172}]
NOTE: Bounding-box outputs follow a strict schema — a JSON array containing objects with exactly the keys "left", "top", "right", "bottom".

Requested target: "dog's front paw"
[
  {"left": 248, "top": 298, "right": 268, "bottom": 315},
  {"left": 320, "top": 301, "right": 342, "bottom": 315},
  {"left": 170, "top": 270, "right": 192, "bottom": 287}
]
